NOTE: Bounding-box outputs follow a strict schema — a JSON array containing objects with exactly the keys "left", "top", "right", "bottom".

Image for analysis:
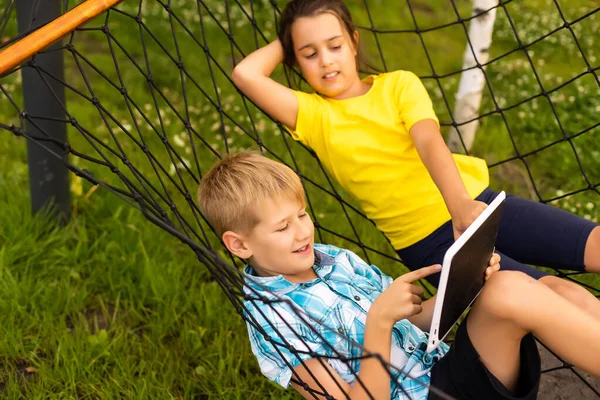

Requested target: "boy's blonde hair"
[{"left": 198, "top": 152, "right": 306, "bottom": 236}]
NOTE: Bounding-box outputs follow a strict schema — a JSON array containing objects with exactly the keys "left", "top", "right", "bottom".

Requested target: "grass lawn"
[{"left": 0, "top": 0, "right": 599, "bottom": 397}]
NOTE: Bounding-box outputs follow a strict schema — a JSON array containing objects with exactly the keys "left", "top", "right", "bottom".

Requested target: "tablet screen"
[{"left": 438, "top": 201, "right": 504, "bottom": 339}]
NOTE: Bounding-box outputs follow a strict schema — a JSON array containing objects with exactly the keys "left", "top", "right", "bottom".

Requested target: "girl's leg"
[
  {"left": 584, "top": 226, "right": 600, "bottom": 273},
  {"left": 468, "top": 270, "right": 600, "bottom": 391},
  {"left": 494, "top": 192, "right": 598, "bottom": 273}
]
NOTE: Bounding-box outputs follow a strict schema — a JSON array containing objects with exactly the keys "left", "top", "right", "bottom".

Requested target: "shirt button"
[
  {"left": 337, "top": 327, "right": 344, "bottom": 334},
  {"left": 408, "top": 345, "right": 415, "bottom": 352},
  {"left": 354, "top": 295, "right": 361, "bottom": 301}
]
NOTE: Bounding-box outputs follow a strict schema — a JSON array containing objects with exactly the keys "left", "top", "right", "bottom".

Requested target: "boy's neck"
[{"left": 251, "top": 264, "right": 319, "bottom": 284}]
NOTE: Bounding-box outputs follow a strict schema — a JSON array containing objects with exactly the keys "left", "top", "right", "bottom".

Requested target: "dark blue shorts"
[{"left": 397, "top": 188, "right": 598, "bottom": 286}]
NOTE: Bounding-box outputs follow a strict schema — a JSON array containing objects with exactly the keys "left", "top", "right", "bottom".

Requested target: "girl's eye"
[
  {"left": 306, "top": 53, "right": 317, "bottom": 59},
  {"left": 299, "top": 212, "right": 307, "bottom": 218},
  {"left": 331, "top": 45, "right": 341, "bottom": 50}
]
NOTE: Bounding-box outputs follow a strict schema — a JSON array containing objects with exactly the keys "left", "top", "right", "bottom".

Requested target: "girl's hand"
[
  {"left": 485, "top": 253, "right": 501, "bottom": 280},
  {"left": 370, "top": 264, "right": 442, "bottom": 328},
  {"left": 451, "top": 199, "right": 488, "bottom": 240}
]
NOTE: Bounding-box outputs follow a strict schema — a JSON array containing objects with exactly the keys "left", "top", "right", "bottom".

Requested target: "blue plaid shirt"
[{"left": 243, "top": 244, "right": 449, "bottom": 399}]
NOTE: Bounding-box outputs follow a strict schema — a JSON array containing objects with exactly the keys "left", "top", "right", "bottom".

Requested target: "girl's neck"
[{"left": 329, "top": 78, "right": 373, "bottom": 101}]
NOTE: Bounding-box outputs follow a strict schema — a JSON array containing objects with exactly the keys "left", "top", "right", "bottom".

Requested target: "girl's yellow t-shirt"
[{"left": 291, "top": 70, "right": 489, "bottom": 250}]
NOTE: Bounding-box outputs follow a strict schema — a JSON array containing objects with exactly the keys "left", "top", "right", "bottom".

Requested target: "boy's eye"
[
  {"left": 305, "top": 53, "right": 317, "bottom": 59},
  {"left": 299, "top": 212, "right": 307, "bottom": 218},
  {"left": 331, "top": 45, "right": 341, "bottom": 50},
  {"left": 277, "top": 223, "right": 289, "bottom": 232}
]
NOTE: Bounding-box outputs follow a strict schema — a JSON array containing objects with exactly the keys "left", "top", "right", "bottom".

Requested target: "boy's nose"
[{"left": 296, "top": 221, "right": 312, "bottom": 241}]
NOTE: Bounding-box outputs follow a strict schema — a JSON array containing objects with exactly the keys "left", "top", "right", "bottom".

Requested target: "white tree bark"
[{"left": 447, "top": 0, "right": 498, "bottom": 153}]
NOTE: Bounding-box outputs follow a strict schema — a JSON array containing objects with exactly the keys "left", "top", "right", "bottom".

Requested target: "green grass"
[
  {"left": 0, "top": 0, "right": 599, "bottom": 397},
  {"left": 0, "top": 150, "right": 296, "bottom": 398}
]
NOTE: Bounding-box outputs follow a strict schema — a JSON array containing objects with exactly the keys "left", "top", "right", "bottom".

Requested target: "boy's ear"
[{"left": 222, "top": 231, "right": 253, "bottom": 259}]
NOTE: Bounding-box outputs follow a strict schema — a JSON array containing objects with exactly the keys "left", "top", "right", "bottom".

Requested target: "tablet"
[{"left": 426, "top": 191, "right": 506, "bottom": 353}]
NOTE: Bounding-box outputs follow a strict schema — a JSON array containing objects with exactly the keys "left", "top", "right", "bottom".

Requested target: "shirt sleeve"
[
  {"left": 245, "top": 301, "right": 327, "bottom": 388},
  {"left": 395, "top": 71, "right": 440, "bottom": 132},
  {"left": 289, "top": 90, "right": 323, "bottom": 148}
]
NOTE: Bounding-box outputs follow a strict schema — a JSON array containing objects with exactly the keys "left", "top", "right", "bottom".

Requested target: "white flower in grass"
[
  {"left": 227, "top": 137, "right": 233, "bottom": 145},
  {"left": 568, "top": 96, "right": 575, "bottom": 103},
  {"left": 518, "top": 111, "right": 526, "bottom": 119},
  {"left": 274, "top": 130, "right": 281, "bottom": 136},
  {"left": 122, "top": 123, "right": 132, "bottom": 132},
  {"left": 215, "top": 134, "right": 222, "bottom": 140},
  {"left": 556, "top": 189, "right": 565, "bottom": 197},
  {"left": 173, "top": 134, "right": 185, "bottom": 148},
  {"left": 185, "top": 147, "right": 192, "bottom": 154},
  {"left": 586, "top": 202, "right": 594, "bottom": 210},
  {"left": 537, "top": 59, "right": 545, "bottom": 66},
  {"left": 584, "top": 214, "right": 592, "bottom": 220},
  {"left": 211, "top": 122, "right": 220, "bottom": 132}
]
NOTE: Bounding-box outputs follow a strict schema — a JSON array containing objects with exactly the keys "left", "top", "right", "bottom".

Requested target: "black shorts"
[
  {"left": 397, "top": 188, "right": 598, "bottom": 286},
  {"left": 428, "top": 317, "right": 541, "bottom": 400}
]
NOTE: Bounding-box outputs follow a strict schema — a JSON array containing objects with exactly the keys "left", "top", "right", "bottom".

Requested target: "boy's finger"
[
  {"left": 400, "top": 264, "right": 442, "bottom": 283},
  {"left": 410, "top": 284, "right": 424, "bottom": 297}
]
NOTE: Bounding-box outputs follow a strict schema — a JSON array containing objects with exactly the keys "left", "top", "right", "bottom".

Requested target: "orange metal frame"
[{"left": 0, "top": 0, "right": 122, "bottom": 76}]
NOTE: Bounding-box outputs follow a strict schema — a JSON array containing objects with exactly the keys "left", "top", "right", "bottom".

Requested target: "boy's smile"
[{"left": 242, "top": 197, "right": 316, "bottom": 283}]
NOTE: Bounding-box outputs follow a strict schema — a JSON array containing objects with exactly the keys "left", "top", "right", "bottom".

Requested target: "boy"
[{"left": 197, "top": 152, "right": 600, "bottom": 400}]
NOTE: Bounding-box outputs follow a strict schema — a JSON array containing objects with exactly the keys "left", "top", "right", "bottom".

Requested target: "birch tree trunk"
[{"left": 447, "top": 0, "right": 498, "bottom": 153}]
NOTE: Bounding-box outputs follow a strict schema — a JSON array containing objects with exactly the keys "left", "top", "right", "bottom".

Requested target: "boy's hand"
[
  {"left": 485, "top": 253, "right": 501, "bottom": 280},
  {"left": 370, "top": 264, "right": 442, "bottom": 328}
]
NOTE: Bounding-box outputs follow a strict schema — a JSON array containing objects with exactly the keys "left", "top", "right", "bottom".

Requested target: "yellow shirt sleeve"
[
  {"left": 290, "top": 90, "right": 323, "bottom": 148},
  {"left": 395, "top": 71, "right": 439, "bottom": 131}
]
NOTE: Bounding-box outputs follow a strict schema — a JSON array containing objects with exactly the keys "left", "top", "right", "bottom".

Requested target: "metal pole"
[{"left": 16, "top": 0, "right": 70, "bottom": 222}]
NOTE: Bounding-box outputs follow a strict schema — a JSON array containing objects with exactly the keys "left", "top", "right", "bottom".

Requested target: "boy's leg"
[
  {"left": 430, "top": 271, "right": 600, "bottom": 400},
  {"left": 468, "top": 271, "right": 600, "bottom": 386}
]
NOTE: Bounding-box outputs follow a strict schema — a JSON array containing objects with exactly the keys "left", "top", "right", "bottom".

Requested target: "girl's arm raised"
[
  {"left": 410, "top": 119, "right": 488, "bottom": 239},
  {"left": 232, "top": 40, "right": 299, "bottom": 130}
]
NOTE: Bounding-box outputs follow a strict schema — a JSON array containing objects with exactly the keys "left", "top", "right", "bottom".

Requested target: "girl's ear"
[
  {"left": 352, "top": 30, "right": 359, "bottom": 56},
  {"left": 222, "top": 231, "right": 253, "bottom": 259}
]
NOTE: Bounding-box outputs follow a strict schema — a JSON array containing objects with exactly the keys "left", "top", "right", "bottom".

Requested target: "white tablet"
[{"left": 426, "top": 191, "right": 506, "bottom": 353}]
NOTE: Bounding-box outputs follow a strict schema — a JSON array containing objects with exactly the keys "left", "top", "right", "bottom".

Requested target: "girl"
[{"left": 232, "top": 0, "right": 600, "bottom": 317}]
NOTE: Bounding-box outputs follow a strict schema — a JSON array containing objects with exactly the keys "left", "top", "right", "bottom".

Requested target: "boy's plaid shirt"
[{"left": 243, "top": 243, "right": 449, "bottom": 399}]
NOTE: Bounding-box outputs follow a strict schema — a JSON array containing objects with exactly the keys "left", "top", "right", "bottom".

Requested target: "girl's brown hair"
[{"left": 278, "top": 0, "right": 378, "bottom": 85}]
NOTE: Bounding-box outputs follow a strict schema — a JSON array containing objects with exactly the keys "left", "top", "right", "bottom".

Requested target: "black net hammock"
[{"left": 1, "top": 0, "right": 599, "bottom": 398}]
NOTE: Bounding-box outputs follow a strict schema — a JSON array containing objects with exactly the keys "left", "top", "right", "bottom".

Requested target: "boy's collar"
[{"left": 243, "top": 244, "right": 336, "bottom": 292}]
